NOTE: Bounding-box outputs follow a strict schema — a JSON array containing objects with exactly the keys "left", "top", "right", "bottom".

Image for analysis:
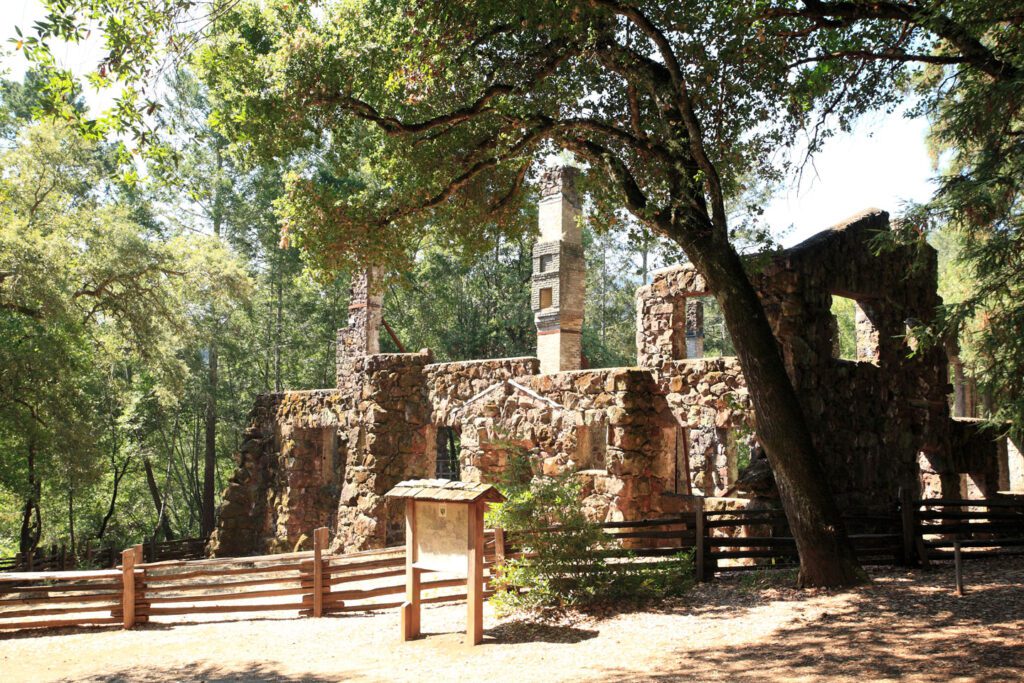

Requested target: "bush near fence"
[
  {"left": 0, "top": 537, "right": 209, "bottom": 573},
  {"left": 2, "top": 495, "right": 1022, "bottom": 634}
]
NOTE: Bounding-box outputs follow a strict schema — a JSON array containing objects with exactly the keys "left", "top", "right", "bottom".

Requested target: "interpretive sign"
[
  {"left": 385, "top": 479, "right": 505, "bottom": 646},
  {"left": 414, "top": 501, "right": 469, "bottom": 576}
]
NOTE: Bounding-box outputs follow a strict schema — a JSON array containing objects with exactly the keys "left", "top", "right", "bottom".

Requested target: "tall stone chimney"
[
  {"left": 336, "top": 268, "right": 383, "bottom": 384},
  {"left": 532, "top": 166, "right": 585, "bottom": 374}
]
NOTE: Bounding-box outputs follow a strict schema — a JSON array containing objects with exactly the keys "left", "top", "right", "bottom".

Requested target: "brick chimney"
[
  {"left": 532, "top": 166, "right": 585, "bottom": 374},
  {"left": 336, "top": 268, "right": 383, "bottom": 380}
]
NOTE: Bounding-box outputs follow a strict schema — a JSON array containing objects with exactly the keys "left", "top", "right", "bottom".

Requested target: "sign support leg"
[
  {"left": 466, "top": 500, "right": 484, "bottom": 645},
  {"left": 402, "top": 499, "right": 421, "bottom": 640}
]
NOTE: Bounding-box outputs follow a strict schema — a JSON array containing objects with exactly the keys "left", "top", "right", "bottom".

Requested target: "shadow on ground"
[
  {"left": 62, "top": 663, "right": 345, "bottom": 683},
  {"left": 593, "top": 559, "right": 1024, "bottom": 681},
  {"left": 485, "top": 620, "right": 599, "bottom": 644}
]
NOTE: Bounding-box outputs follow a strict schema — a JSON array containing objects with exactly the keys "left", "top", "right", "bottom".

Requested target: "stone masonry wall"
[
  {"left": 424, "top": 357, "right": 540, "bottom": 427},
  {"left": 456, "top": 368, "right": 680, "bottom": 522},
  {"left": 211, "top": 352, "right": 436, "bottom": 556}
]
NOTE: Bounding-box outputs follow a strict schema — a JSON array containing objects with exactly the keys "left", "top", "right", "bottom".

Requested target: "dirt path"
[{"left": 1, "top": 557, "right": 1021, "bottom": 682}]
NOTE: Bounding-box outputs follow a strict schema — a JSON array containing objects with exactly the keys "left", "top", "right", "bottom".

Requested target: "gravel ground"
[{"left": 1, "top": 557, "right": 1021, "bottom": 682}]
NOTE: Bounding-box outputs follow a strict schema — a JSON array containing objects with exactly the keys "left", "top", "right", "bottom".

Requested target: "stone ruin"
[{"left": 209, "top": 167, "right": 1024, "bottom": 556}]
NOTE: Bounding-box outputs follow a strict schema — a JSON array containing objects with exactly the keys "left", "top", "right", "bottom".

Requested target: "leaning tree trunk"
[{"left": 685, "top": 233, "right": 866, "bottom": 587}]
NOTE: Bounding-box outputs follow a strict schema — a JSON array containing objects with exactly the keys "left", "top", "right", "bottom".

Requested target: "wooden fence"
[
  {"left": 910, "top": 497, "right": 1024, "bottom": 561},
  {"left": 505, "top": 494, "right": 1024, "bottom": 579},
  {"left": 3, "top": 495, "right": 1022, "bottom": 633},
  {"left": 1, "top": 530, "right": 502, "bottom": 632}
]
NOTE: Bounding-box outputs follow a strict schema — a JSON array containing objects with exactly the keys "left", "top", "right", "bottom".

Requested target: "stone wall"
[
  {"left": 655, "top": 358, "right": 752, "bottom": 496},
  {"left": 456, "top": 368, "right": 681, "bottom": 522},
  {"left": 209, "top": 391, "right": 344, "bottom": 556},
  {"left": 635, "top": 209, "right": 959, "bottom": 511},
  {"left": 211, "top": 352, "right": 436, "bottom": 556},
  {"left": 424, "top": 357, "right": 540, "bottom": 427},
  {"left": 212, "top": 207, "right": 1007, "bottom": 558}
]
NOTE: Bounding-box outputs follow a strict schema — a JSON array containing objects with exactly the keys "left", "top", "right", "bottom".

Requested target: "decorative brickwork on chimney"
[{"left": 532, "top": 166, "right": 585, "bottom": 374}]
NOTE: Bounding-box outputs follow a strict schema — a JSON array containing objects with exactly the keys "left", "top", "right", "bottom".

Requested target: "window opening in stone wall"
[
  {"left": 435, "top": 427, "right": 461, "bottom": 480},
  {"left": 539, "top": 253, "right": 554, "bottom": 273},
  {"left": 539, "top": 287, "right": 553, "bottom": 309},
  {"left": 831, "top": 295, "right": 880, "bottom": 363},
  {"left": 699, "top": 297, "right": 735, "bottom": 356},
  {"left": 576, "top": 419, "right": 609, "bottom": 470},
  {"left": 830, "top": 295, "right": 858, "bottom": 360},
  {"left": 322, "top": 429, "right": 341, "bottom": 488}
]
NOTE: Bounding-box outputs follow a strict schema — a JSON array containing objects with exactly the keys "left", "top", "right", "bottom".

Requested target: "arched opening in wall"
[
  {"left": 699, "top": 297, "right": 735, "bottom": 357},
  {"left": 435, "top": 427, "right": 461, "bottom": 480}
]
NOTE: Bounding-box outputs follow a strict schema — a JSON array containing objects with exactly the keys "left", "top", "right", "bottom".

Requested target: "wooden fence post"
[
  {"left": 954, "top": 541, "right": 964, "bottom": 596},
  {"left": 133, "top": 544, "right": 147, "bottom": 623},
  {"left": 312, "top": 526, "right": 329, "bottom": 617},
  {"left": 121, "top": 548, "right": 136, "bottom": 629},
  {"left": 695, "top": 497, "right": 707, "bottom": 582},
  {"left": 900, "top": 487, "right": 916, "bottom": 566}
]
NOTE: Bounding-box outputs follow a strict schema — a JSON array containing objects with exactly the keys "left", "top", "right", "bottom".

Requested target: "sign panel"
[{"left": 413, "top": 501, "right": 468, "bottom": 576}]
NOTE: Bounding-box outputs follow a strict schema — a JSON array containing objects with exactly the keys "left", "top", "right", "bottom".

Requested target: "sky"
[{"left": 1, "top": 1, "right": 939, "bottom": 248}]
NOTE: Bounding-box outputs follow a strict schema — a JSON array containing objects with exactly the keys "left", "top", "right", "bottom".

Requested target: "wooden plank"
[
  {"left": 144, "top": 576, "right": 300, "bottom": 593},
  {"left": 0, "top": 570, "right": 121, "bottom": 583},
  {"left": 141, "top": 602, "right": 303, "bottom": 617},
  {"left": 916, "top": 510, "right": 1024, "bottom": 521},
  {"left": 0, "top": 592, "right": 122, "bottom": 607},
  {"left": 0, "top": 616, "right": 121, "bottom": 631},
  {"left": 143, "top": 563, "right": 303, "bottom": 581},
  {"left": 145, "top": 587, "right": 308, "bottom": 604},
  {"left": 708, "top": 549, "right": 800, "bottom": 560},
  {"left": 0, "top": 603, "right": 121, "bottom": 619},
  {"left": 925, "top": 537, "right": 1024, "bottom": 548},
  {"left": 319, "top": 577, "right": 466, "bottom": 604},
  {"left": 325, "top": 568, "right": 405, "bottom": 587},
  {"left": 0, "top": 581, "right": 120, "bottom": 595},
  {"left": 606, "top": 530, "right": 698, "bottom": 541},
  {"left": 915, "top": 498, "right": 1024, "bottom": 508}
]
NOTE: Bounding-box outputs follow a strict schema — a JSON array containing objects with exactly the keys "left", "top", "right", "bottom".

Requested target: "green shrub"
[{"left": 486, "top": 445, "right": 693, "bottom": 613}]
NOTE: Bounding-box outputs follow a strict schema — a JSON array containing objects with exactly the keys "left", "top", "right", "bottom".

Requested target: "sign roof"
[{"left": 385, "top": 479, "right": 506, "bottom": 504}]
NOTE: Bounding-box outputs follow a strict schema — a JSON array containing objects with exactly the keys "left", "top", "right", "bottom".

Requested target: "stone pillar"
[
  {"left": 685, "top": 299, "right": 704, "bottom": 359},
  {"left": 336, "top": 268, "right": 383, "bottom": 385},
  {"left": 532, "top": 166, "right": 585, "bottom": 374}
]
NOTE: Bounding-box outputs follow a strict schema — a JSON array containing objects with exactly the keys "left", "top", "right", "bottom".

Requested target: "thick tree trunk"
[
  {"left": 685, "top": 234, "right": 866, "bottom": 587},
  {"left": 202, "top": 342, "right": 218, "bottom": 537}
]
